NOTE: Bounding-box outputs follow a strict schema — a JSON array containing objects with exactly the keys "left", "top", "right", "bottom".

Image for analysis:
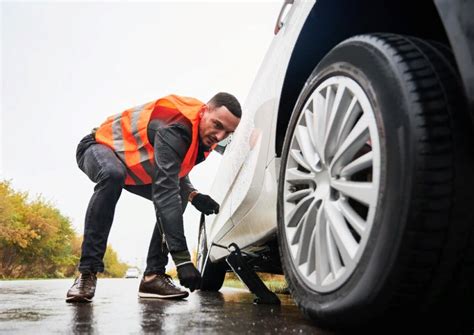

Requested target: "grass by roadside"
[{"left": 223, "top": 272, "right": 289, "bottom": 294}]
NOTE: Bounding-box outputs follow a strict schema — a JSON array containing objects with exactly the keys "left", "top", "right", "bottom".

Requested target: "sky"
[{"left": 1, "top": 1, "right": 281, "bottom": 269}]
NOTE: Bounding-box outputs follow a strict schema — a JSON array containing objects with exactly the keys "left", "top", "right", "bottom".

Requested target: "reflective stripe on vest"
[{"left": 94, "top": 95, "right": 206, "bottom": 185}]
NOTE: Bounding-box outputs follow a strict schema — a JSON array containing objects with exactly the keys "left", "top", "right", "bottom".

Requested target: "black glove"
[
  {"left": 177, "top": 262, "right": 202, "bottom": 292},
  {"left": 191, "top": 193, "right": 220, "bottom": 215}
]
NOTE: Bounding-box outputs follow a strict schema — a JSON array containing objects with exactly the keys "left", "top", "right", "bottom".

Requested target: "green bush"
[{"left": 0, "top": 180, "right": 128, "bottom": 279}]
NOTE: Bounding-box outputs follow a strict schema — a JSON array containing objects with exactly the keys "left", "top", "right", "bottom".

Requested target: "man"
[{"left": 66, "top": 93, "right": 241, "bottom": 302}]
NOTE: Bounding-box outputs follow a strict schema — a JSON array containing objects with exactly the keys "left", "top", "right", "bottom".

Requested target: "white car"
[
  {"left": 197, "top": 0, "right": 474, "bottom": 330},
  {"left": 125, "top": 267, "right": 140, "bottom": 279}
]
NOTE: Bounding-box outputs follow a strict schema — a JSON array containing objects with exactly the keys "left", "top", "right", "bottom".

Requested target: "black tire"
[
  {"left": 197, "top": 215, "right": 226, "bottom": 291},
  {"left": 277, "top": 33, "right": 474, "bottom": 330}
]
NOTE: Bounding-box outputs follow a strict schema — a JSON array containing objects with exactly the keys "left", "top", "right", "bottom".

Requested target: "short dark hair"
[{"left": 208, "top": 92, "right": 242, "bottom": 118}]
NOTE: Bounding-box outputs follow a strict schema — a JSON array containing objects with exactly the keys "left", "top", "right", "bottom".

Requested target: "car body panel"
[
  {"left": 207, "top": 0, "right": 316, "bottom": 262},
  {"left": 212, "top": 158, "right": 279, "bottom": 261}
]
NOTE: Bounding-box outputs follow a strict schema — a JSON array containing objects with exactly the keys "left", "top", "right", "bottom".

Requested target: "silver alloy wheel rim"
[{"left": 283, "top": 75, "right": 381, "bottom": 293}]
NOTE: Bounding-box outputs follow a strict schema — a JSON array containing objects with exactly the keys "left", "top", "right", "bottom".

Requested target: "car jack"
[{"left": 225, "top": 243, "right": 280, "bottom": 305}]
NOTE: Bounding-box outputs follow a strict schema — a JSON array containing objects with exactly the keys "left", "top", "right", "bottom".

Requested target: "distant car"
[
  {"left": 125, "top": 268, "right": 140, "bottom": 279},
  {"left": 197, "top": 0, "right": 474, "bottom": 330}
]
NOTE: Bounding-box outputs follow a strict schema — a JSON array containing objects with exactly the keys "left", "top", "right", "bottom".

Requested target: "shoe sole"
[
  {"left": 138, "top": 291, "right": 189, "bottom": 299},
  {"left": 65, "top": 296, "right": 93, "bottom": 303}
]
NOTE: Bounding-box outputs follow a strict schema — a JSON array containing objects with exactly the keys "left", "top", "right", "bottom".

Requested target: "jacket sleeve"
[
  {"left": 180, "top": 175, "right": 196, "bottom": 202},
  {"left": 152, "top": 122, "right": 193, "bottom": 265}
]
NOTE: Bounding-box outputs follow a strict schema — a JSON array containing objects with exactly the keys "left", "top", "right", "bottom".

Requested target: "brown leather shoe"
[
  {"left": 138, "top": 274, "right": 189, "bottom": 299},
  {"left": 66, "top": 272, "right": 97, "bottom": 303}
]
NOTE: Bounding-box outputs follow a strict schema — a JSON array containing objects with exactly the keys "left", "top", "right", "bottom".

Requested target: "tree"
[
  {"left": 0, "top": 181, "right": 128, "bottom": 278},
  {"left": 102, "top": 246, "right": 128, "bottom": 278},
  {"left": 0, "top": 181, "right": 41, "bottom": 277}
]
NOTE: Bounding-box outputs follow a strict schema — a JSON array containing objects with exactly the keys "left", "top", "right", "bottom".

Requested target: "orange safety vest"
[{"left": 95, "top": 95, "right": 209, "bottom": 185}]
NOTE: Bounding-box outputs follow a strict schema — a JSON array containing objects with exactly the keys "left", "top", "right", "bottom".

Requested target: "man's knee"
[
  {"left": 100, "top": 166, "right": 126, "bottom": 187},
  {"left": 81, "top": 144, "right": 127, "bottom": 187}
]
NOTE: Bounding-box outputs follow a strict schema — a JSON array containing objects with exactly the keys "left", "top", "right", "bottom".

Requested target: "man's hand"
[
  {"left": 191, "top": 193, "right": 220, "bottom": 215},
  {"left": 177, "top": 262, "right": 202, "bottom": 292}
]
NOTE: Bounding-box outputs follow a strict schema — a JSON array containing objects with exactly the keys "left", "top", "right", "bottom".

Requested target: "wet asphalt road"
[{"left": 0, "top": 279, "right": 332, "bottom": 334}]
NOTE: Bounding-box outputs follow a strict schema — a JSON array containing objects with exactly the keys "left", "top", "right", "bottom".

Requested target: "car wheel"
[
  {"left": 197, "top": 215, "right": 226, "bottom": 291},
  {"left": 277, "top": 33, "right": 474, "bottom": 328}
]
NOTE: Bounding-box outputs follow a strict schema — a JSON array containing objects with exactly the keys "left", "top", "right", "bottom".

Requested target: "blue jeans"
[{"left": 76, "top": 134, "right": 188, "bottom": 275}]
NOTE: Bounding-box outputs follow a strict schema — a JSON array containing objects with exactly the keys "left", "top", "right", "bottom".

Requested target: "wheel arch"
[{"left": 275, "top": 0, "right": 453, "bottom": 156}]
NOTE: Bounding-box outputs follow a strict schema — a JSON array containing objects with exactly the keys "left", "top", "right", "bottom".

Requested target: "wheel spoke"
[
  {"left": 315, "top": 202, "right": 329, "bottom": 285},
  {"left": 336, "top": 96, "right": 361, "bottom": 149},
  {"left": 291, "top": 212, "right": 307, "bottom": 246},
  {"left": 286, "top": 167, "right": 314, "bottom": 185},
  {"left": 325, "top": 201, "right": 358, "bottom": 264},
  {"left": 326, "top": 215, "right": 343, "bottom": 277},
  {"left": 290, "top": 149, "right": 311, "bottom": 171},
  {"left": 285, "top": 188, "right": 312, "bottom": 203},
  {"left": 295, "top": 199, "right": 319, "bottom": 265},
  {"left": 304, "top": 104, "right": 317, "bottom": 151},
  {"left": 307, "top": 226, "right": 317, "bottom": 277},
  {"left": 313, "top": 91, "right": 328, "bottom": 164},
  {"left": 331, "top": 179, "right": 376, "bottom": 207},
  {"left": 323, "top": 85, "right": 352, "bottom": 160},
  {"left": 323, "top": 86, "right": 335, "bottom": 129},
  {"left": 286, "top": 194, "right": 314, "bottom": 228},
  {"left": 338, "top": 198, "right": 365, "bottom": 236},
  {"left": 330, "top": 114, "right": 369, "bottom": 175},
  {"left": 340, "top": 151, "right": 373, "bottom": 178},
  {"left": 295, "top": 125, "right": 318, "bottom": 171}
]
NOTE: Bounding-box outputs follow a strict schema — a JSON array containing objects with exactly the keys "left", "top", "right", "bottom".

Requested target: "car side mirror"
[{"left": 214, "top": 134, "right": 233, "bottom": 155}]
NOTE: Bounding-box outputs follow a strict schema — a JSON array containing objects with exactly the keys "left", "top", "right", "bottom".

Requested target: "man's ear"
[{"left": 200, "top": 104, "right": 209, "bottom": 117}]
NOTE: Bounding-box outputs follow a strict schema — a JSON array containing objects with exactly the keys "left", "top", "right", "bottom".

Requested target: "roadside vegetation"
[
  {"left": 223, "top": 272, "right": 289, "bottom": 294},
  {"left": 0, "top": 180, "right": 128, "bottom": 279}
]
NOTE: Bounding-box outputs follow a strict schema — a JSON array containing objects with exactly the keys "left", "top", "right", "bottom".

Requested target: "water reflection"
[
  {"left": 70, "top": 303, "right": 95, "bottom": 334},
  {"left": 139, "top": 292, "right": 225, "bottom": 333},
  {"left": 137, "top": 290, "right": 301, "bottom": 333},
  {"left": 139, "top": 299, "right": 167, "bottom": 332}
]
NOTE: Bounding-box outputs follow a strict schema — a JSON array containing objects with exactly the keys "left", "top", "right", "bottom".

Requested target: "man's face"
[{"left": 199, "top": 104, "right": 240, "bottom": 147}]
